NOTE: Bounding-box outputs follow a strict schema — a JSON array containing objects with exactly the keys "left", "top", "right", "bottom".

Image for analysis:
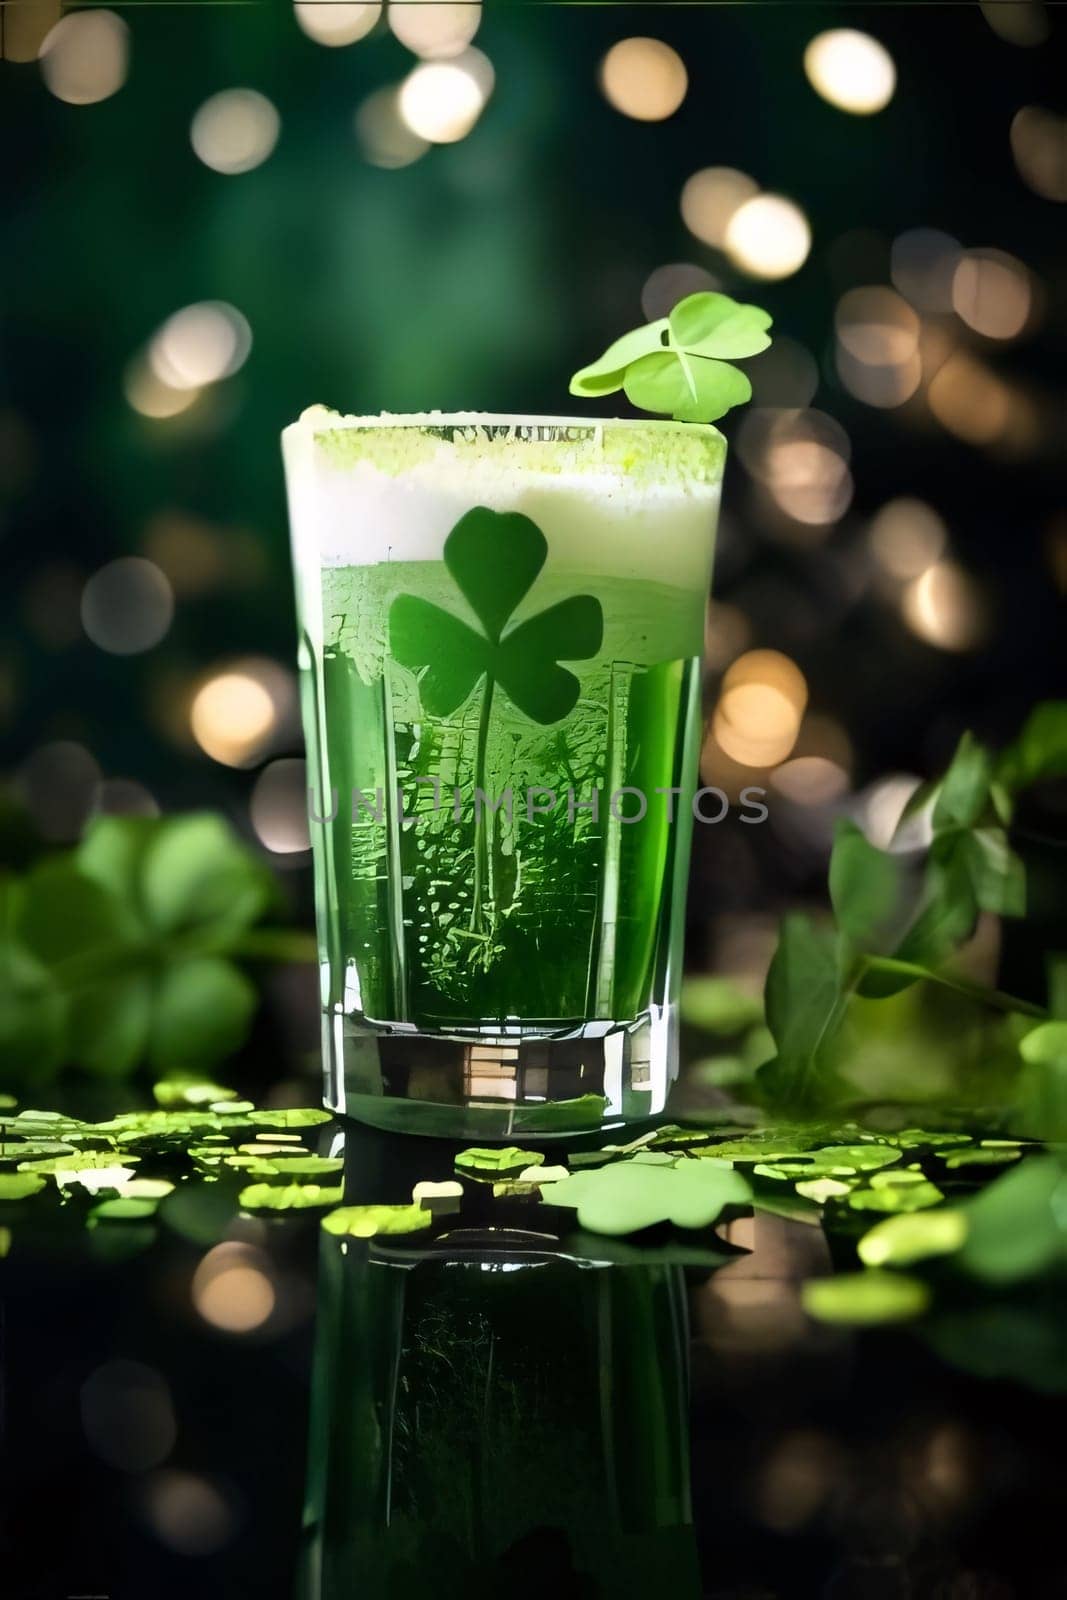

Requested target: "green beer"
[{"left": 283, "top": 414, "right": 724, "bottom": 1135}]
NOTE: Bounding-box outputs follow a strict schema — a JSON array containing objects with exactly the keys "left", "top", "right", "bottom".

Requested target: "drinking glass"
[{"left": 283, "top": 412, "right": 724, "bottom": 1136}]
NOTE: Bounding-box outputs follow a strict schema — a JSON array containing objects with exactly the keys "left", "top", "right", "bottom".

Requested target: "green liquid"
[{"left": 305, "top": 562, "right": 703, "bottom": 1031}]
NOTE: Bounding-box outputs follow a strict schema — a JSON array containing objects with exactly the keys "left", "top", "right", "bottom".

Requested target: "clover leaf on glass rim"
[{"left": 569, "top": 291, "right": 772, "bottom": 424}]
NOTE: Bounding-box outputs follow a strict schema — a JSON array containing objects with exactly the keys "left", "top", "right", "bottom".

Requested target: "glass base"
[{"left": 322, "top": 1006, "right": 677, "bottom": 1140}]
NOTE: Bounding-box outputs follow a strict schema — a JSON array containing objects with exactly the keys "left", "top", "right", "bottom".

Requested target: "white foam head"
[{"left": 282, "top": 410, "right": 725, "bottom": 591}]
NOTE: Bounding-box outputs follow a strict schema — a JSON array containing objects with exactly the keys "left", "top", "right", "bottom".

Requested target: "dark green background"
[{"left": 2, "top": 0, "right": 1063, "bottom": 919}]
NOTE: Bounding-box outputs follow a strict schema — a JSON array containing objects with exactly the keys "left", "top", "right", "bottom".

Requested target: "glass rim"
[{"left": 284, "top": 407, "right": 725, "bottom": 445}]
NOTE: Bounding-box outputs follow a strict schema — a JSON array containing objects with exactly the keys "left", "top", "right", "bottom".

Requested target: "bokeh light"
[
  {"left": 389, "top": 1, "right": 480, "bottom": 59},
  {"left": 837, "top": 345, "right": 921, "bottom": 408},
  {"left": 951, "top": 249, "right": 1032, "bottom": 340},
  {"left": 836, "top": 287, "right": 919, "bottom": 366},
  {"left": 766, "top": 438, "right": 854, "bottom": 526},
  {"left": 81, "top": 1361, "right": 176, "bottom": 1472},
  {"left": 149, "top": 302, "right": 251, "bottom": 390},
  {"left": 902, "top": 561, "right": 986, "bottom": 651},
  {"left": 793, "top": 711, "right": 855, "bottom": 775},
  {"left": 927, "top": 352, "right": 1013, "bottom": 446},
  {"left": 17, "top": 740, "right": 101, "bottom": 842},
  {"left": 599, "top": 36, "right": 688, "bottom": 122},
  {"left": 723, "top": 650, "right": 808, "bottom": 717},
  {"left": 890, "top": 228, "right": 962, "bottom": 313},
  {"left": 188, "top": 656, "right": 297, "bottom": 768},
  {"left": 143, "top": 1470, "right": 237, "bottom": 1557},
  {"left": 192, "top": 1241, "right": 276, "bottom": 1333},
  {"left": 355, "top": 85, "right": 429, "bottom": 168},
  {"left": 190, "top": 88, "right": 280, "bottom": 175},
  {"left": 3, "top": 0, "right": 62, "bottom": 62},
  {"left": 741, "top": 409, "right": 853, "bottom": 530},
  {"left": 39, "top": 9, "right": 128, "bottom": 105},
  {"left": 123, "top": 355, "right": 200, "bottom": 421},
  {"left": 737, "top": 408, "right": 852, "bottom": 514},
  {"left": 803, "top": 30, "right": 896, "bottom": 115},
  {"left": 190, "top": 673, "right": 276, "bottom": 768},
  {"left": 92, "top": 777, "right": 160, "bottom": 818},
  {"left": 835, "top": 286, "right": 922, "bottom": 408},
  {"left": 857, "top": 773, "right": 925, "bottom": 850},
  {"left": 250, "top": 759, "right": 312, "bottom": 854},
  {"left": 704, "top": 601, "right": 751, "bottom": 674},
  {"left": 744, "top": 337, "right": 819, "bottom": 409},
  {"left": 979, "top": 0, "right": 1049, "bottom": 47},
  {"left": 142, "top": 511, "right": 227, "bottom": 596},
  {"left": 398, "top": 49, "right": 493, "bottom": 143},
  {"left": 81, "top": 558, "right": 174, "bottom": 655},
  {"left": 680, "top": 167, "right": 759, "bottom": 249},
  {"left": 725, "top": 195, "right": 811, "bottom": 280},
  {"left": 1010, "top": 108, "right": 1067, "bottom": 203},
  {"left": 711, "top": 698, "right": 798, "bottom": 772},
  {"left": 771, "top": 756, "right": 850, "bottom": 806},
  {"left": 713, "top": 650, "right": 808, "bottom": 768},
  {"left": 294, "top": 1, "right": 380, "bottom": 47},
  {"left": 640, "top": 262, "right": 717, "bottom": 322},
  {"left": 756, "top": 1431, "right": 842, "bottom": 1531},
  {"left": 868, "top": 498, "right": 948, "bottom": 581}
]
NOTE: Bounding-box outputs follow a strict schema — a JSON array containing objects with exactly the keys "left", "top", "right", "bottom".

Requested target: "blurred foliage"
[
  {"left": 756, "top": 702, "right": 1067, "bottom": 1119},
  {"left": 0, "top": 812, "right": 314, "bottom": 1086}
]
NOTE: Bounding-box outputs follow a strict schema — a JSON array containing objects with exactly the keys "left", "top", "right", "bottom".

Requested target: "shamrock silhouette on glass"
[{"left": 389, "top": 507, "right": 603, "bottom": 725}]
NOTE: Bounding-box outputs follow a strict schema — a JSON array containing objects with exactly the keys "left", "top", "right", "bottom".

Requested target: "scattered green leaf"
[
  {"left": 847, "top": 1176, "right": 944, "bottom": 1214},
  {"left": 455, "top": 1146, "right": 544, "bottom": 1177},
  {"left": 240, "top": 1182, "right": 344, "bottom": 1212},
  {"left": 0, "top": 1172, "right": 47, "bottom": 1200},
  {"left": 247, "top": 1108, "right": 332, "bottom": 1130},
  {"left": 540, "top": 1160, "right": 752, "bottom": 1236},
  {"left": 322, "top": 1203, "right": 432, "bottom": 1238},
  {"left": 240, "top": 1155, "right": 343, "bottom": 1180},
  {"left": 795, "top": 1177, "right": 854, "bottom": 1203},
  {"left": 89, "top": 1197, "right": 158, "bottom": 1222},
  {"left": 154, "top": 1079, "right": 239, "bottom": 1109},
  {"left": 802, "top": 1271, "right": 930, "bottom": 1326},
  {"left": 858, "top": 1209, "right": 968, "bottom": 1267},
  {"left": 943, "top": 1146, "right": 1021, "bottom": 1169}
]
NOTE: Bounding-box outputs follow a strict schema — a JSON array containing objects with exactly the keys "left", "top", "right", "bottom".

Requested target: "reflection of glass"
[
  {"left": 298, "top": 1131, "right": 702, "bottom": 1598},
  {"left": 283, "top": 413, "right": 724, "bottom": 1136},
  {"left": 300, "top": 1238, "right": 699, "bottom": 1596}
]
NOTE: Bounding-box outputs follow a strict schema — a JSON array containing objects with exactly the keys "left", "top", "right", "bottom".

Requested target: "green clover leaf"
[
  {"left": 540, "top": 1159, "right": 753, "bottom": 1236},
  {"left": 389, "top": 507, "right": 603, "bottom": 725},
  {"left": 667, "top": 292, "right": 772, "bottom": 358},
  {"left": 569, "top": 291, "right": 772, "bottom": 424},
  {"left": 623, "top": 350, "right": 752, "bottom": 424},
  {"left": 568, "top": 319, "right": 669, "bottom": 397}
]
